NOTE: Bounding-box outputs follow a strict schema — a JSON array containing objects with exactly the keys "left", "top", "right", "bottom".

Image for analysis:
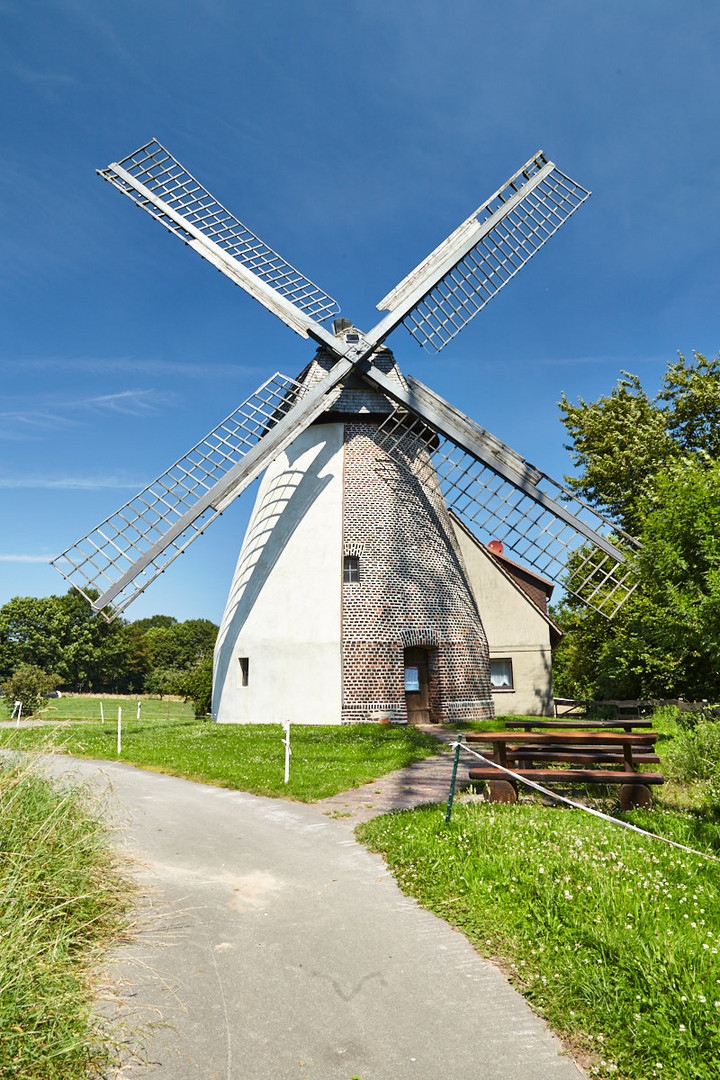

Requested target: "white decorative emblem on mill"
[{"left": 52, "top": 143, "right": 640, "bottom": 724}]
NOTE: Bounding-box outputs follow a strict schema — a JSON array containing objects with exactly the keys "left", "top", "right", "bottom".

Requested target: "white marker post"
[
  {"left": 11, "top": 701, "right": 22, "bottom": 727},
  {"left": 282, "top": 719, "right": 291, "bottom": 784},
  {"left": 117, "top": 707, "right": 122, "bottom": 754},
  {"left": 137, "top": 701, "right": 141, "bottom": 720},
  {"left": 100, "top": 701, "right": 104, "bottom": 723}
]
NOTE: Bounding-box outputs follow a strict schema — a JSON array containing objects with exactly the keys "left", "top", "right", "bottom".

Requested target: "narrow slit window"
[
  {"left": 239, "top": 657, "right": 249, "bottom": 686},
  {"left": 343, "top": 555, "right": 360, "bottom": 583}
]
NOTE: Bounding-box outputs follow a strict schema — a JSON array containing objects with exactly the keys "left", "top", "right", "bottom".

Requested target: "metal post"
[
  {"left": 117, "top": 707, "right": 122, "bottom": 754},
  {"left": 445, "top": 735, "right": 464, "bottom": 825},
  {"left": 282, "top": 719, "right": 291, "bottom": 784}
]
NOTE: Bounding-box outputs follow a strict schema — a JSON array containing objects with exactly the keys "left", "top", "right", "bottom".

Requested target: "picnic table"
[
  {"left": 463, "top": 729, "right": 664, "bottom": 810},
  {"left": 505, "top": 718, "right": 653, "bottom": 733}
]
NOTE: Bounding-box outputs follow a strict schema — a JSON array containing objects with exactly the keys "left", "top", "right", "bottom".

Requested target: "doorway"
[{"left": 404, "top": 646, "right": 431, "bottom": 724}]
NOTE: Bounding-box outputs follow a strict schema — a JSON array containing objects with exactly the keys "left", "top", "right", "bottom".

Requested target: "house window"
[
  {"left": 238, "top": 657, "right": 249, "bottom": 687},
  {"left": 490, "top": 658, "right": 514, "bottom": 690},
  {"left": 343, "top": 555, "right": 360, "bottom": 583}
]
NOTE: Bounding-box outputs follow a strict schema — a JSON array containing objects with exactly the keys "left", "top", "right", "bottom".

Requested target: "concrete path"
[{"left": 41, "top": 756, "right": 584, "bottom": 1080}]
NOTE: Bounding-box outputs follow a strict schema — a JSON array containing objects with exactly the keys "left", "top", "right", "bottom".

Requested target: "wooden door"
[{"left": 404, "top": 647, "right": 430, "bottom": 724}]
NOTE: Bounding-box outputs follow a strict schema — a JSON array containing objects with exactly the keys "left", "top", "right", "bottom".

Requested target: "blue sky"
[{"left": 1, "top": 0, "right": 718, "bottom": 623}]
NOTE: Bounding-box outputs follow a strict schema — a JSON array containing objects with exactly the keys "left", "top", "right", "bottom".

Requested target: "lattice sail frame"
[
  {"left": 377, "top": 152, "right": 590, "bottom": 353},
  {"left": 51, "top": 373, "right": 307, "bottom": 621},
  {"left": 99, "top": 140, "right": 340, "bottom": 326},
  {"left": 376, "top": 408, "right": 639, "bottom": 618}
]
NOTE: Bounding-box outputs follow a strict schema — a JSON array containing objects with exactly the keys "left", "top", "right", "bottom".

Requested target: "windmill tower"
[{"left": 52, "top": 143, "right": 639, "bottom": 724}]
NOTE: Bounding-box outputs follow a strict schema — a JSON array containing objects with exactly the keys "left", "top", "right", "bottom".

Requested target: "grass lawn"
[
  {"left": 0, "top": 755, "right": 131, "bottom": 1079},
  {"left": 8, "top": 698, "right": 719, "bottom": 1077},
  {"left": 0, "top": 717, "right": 442, "bottom": 801},
  {"left": 0, "top": 693, "right": 195, "bottom": 723},
  {"left": 358, "top": 739, "right": 720, "bottom": 1079}
]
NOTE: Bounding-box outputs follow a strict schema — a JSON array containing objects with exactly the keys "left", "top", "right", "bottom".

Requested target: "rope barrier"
[{"left": 450, "top": 739, "right": 720, "bottom": 864}]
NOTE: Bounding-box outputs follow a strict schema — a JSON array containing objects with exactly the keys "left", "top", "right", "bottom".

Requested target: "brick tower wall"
[{"left": 340, "top": 420, "right": 494, "bottom": 723}]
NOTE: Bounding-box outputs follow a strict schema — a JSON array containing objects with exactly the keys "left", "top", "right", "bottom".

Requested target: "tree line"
[
  {"left": 0, "top": 589, "right": 217, "bottom": 699},
  {"left": 553, "top": 350, "right": 720, "bottom": 701}
]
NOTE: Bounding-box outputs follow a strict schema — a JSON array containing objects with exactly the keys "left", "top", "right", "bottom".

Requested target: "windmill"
[{"left": 52, "top": 142, "right": 639, "bottom": 725}]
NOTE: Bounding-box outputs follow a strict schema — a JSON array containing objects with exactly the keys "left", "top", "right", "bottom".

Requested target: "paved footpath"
[
  {"left": 39, "top": 755, "right": 585, "bottom": 1080},
  {"left": 316, "top": 726, "right": 467, "bottom": 824}
]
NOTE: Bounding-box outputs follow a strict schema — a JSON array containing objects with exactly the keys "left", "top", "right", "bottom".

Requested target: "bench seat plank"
[
  {"left": 481, "top": 749, "right": 661, "bottom": 766},
  {"left": 468, "top": 768, "right": 664, "bottom": 785}
]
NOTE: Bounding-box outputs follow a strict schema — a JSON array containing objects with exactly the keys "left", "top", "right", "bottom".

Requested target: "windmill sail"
[
  {"left": 371, "top": 152, "right": 590, "bottom": 353},
  {"left": 367, "top": 371, "right": 638, "bottom": 618},
  {"left": 52, "top": 364, "right": 350, "bottom": 620},
  {"left": 52, "top": 143, "right": 616, "bottom": 627},
  {"left": 99, "top": 140, "right": 341, "bottom": 342}
]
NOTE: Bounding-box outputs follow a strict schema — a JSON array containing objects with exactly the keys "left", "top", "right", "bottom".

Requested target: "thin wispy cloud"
[
  {"left": 0, "top": 474, "right": 146, "bottom": 490},
  {"left": 12, "top": 64, "right": 76, "bottom": 86},
  {"left": 536, "top": 354, "right": 669, "bottom": 368},
  {"left": 77, "top": 389, "right": 168, "bottom": 414},
  {"left": 7, "top": 355, "right": 266, "bottom": 379},
  {"left": 0, "top": 554, "right": 52, "bottom": 564},
  {"left": 0, "top": 389, "right": 174, "bottom": 439}
]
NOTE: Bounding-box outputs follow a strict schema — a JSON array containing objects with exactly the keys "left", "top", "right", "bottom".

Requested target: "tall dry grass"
[{"left": 0, "top": 752, "right": 131, "bottom": 1079}]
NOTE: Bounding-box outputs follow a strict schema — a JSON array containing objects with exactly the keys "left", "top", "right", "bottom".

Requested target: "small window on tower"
[
  {"left": 343, "top": 555, "right": 360, "bottom": 583},
  {"left": 239, "top": 657, "right": 249, "bottom": 687}
]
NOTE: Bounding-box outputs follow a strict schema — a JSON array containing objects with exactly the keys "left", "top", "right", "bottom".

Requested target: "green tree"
[
  {"left": 144, "top": 667, "right": 188, "bottom": 697},
  {"left": 661, "top": 352, "right": 720, "bottom": 457},
  {"left": 143, "top": 619, "right": 217, "bottom": 673},
  {"left": 2, "top": 664, "right": 60, "bottom": 717},
  {"left": 559, "top": 351, "right": 720, "bottom": 533},
  {"left": 554, "top": 351, "right": 720, "bottom": 700},
  {"left": 559, "top": 372, "right": 674, "bottom": 534},
  {"left": 0, "top": 592, "right": 218, "bottom": 695},
  {"left": 181, "top": 656, "right": 213, "bottom": 718},
  {"left": 0, "top": 596, "right": 67, "bottom": 680}
]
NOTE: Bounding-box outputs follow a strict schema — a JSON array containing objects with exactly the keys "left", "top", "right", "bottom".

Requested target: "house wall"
[
  {"left": 212, "top": 423, "right": 344, "bottom": 724},
  {"left": 450, "top": 520, "right": 555, "bottom": 716}
]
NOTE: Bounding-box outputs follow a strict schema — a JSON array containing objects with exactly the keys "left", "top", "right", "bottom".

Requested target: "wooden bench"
[{"left": 463, "top": 730, "right": 664, "bottom": 810}]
